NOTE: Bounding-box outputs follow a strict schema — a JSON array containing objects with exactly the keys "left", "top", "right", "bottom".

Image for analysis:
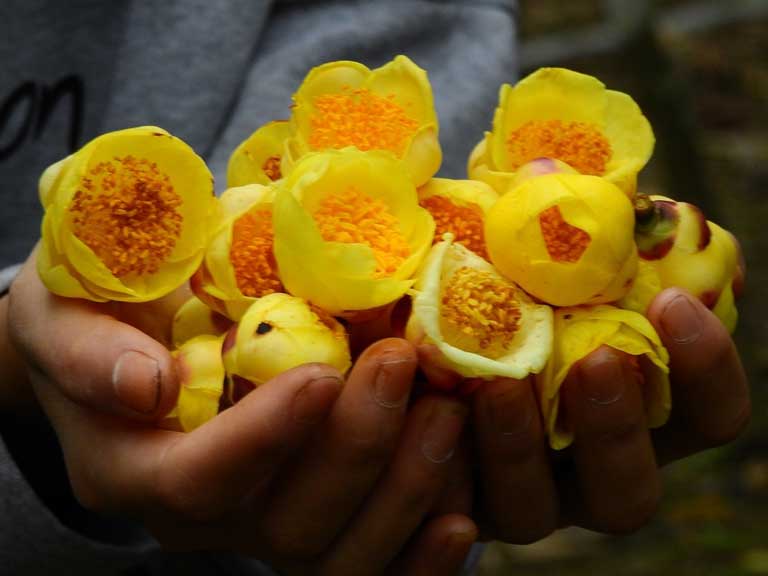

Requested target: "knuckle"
[
  {"left": 344, "top": 425, "right": 394, "bottom": 470},
  {"left": 154, "top": 449, "right": 219, "bottom": 522}
]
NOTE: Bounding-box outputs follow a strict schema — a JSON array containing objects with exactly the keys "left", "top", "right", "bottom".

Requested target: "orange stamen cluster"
[
  {"left": 230, "top": 209, "right": 283, "bottom": 297},
  {"left": 69, "top": 155, "right": 182, "bottom": 277},
  {"left": 309, "top": 88, "right": 419, "bottom": 155},
  {"left": 262, "top": 155, "right": 282, "bottom": 181},
  {"left": 539, "top": 205, "right": 591, "bottom": 263},
  {"left": 313, "top": 186, "right": 411, "bottom": 277},
  {"left": 441, "top": 267, "right": 521, "bottom": 351},
  {"left": 420, "top": 196, "right": 488, "bottom": 259},
  {"left": 506, "top": 120, "right": 611, "bottom": 175}
]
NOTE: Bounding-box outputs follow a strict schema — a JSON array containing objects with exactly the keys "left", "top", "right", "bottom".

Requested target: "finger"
[
  {"left": 8, "top": 255, "right": 178, "bottom": 419},
  {"left": 473, "top": 378, "right": 558, "bottom": 543},
  {"left": 416, "top": 343, "right": 462, "bottom": 392},
  {"left": 561, "top": 347, "right": 661, "bottom": 533},
  {"left": 431, "top": 430, "right": 473, "bottom": 517},
  {"left": 648, "top": 288, "right": 750, "bottom": 464},
  {"left": 258, "top": 338, "right": 418, "bottom": 558},
  {"left": 36, "top": 362, "right": 342, "bottom": 531},
  {"left": 386, "top": 514, "right": 478, "bottom": 576},
  {"left": 320, "top": 396, "right": 467, "bottom": 576}
]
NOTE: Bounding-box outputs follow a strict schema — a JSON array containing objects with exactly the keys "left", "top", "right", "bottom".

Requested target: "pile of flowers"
[{"left": 38, "top": 56, "right": 740, "bottom": 447}]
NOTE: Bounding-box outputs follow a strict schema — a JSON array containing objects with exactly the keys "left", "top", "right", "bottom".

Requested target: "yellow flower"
[
  {"left": 538, "top": 306, "right": 671, "bottom": 450},
  {"left": 405, "top": 236, "right": 552, "bottom": 380},
  {"left": 485, "top": 172, "right": 638, "bottom": 307},
  {"left": 418, "top": 178, "right": 498, "bottom": 260},
  {"left": 191, "top": 184, "right": 284, "bottom": 320},
  {"left": 37, "top": 126, "right": 217, "bottom": 302},
  {"left": 222, "top": 293, "right": 351, "bottom": 400},
  {"left": 273, "top": 148, "right": 434, "bottom": 315},
  {"left": 227, "top": 120, "right": 291, "bottom": 187},
  {"left": 468, "top": 68, "right": 654, "bottom": 196},
  {"left": 164, "top": 334, "right": 226, "bottom": 432},
  {"left": 620, "top": 195, "right": 740, "bottom": 332},
  {"left": 284, "top": 55, "right": 441, "bottom": 187},
  {"left": 171, "top": 296, "right": 232, "bottom": 349}
]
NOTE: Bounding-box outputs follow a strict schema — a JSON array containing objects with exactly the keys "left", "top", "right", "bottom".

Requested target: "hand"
[
  {"left": 472, "top": 286, "right": 750, "bottom": 542},
  {"left": 7, "top": 252, "right": 475, "bottom": 575}
]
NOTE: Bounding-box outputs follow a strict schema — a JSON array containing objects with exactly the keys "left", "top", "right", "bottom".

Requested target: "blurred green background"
[{"left": 478, "top": 1, "right": 768, "bottom": 574}]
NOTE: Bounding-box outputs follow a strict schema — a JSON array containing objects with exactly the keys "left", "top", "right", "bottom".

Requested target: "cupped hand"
[
  {"left": 472, "top": 286, "right": 750, "bottom": 543},
  {"left": 7, "top": 253, "right": 476, "bottom": 575}
]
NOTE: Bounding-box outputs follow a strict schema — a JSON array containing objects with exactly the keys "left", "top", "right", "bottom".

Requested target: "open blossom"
[
  {"left": 485, "top": 171, "right": 638, "bottom": 307},
  {"left": 191, "top": 184, "right": 284, "bottom": 321},
  {"left": 283, "top": 55, "right": 441, "bottom": 187},
  {"left": 227, "top": 120, "right": 291, "bottom": 187},
  {"left": 273, "top": 148, "right": 435, "bottom": 315},
  {"left": 418, "top": 178, "right": 498, "bottom": 260},
  {"left": 537, "top": 306, "right": 671, "bottom": 450},
  {"left": 468, "top": 67, "right": 654, "bottom": 197},
  {"left": 406, "top": 236, "right": 552, "bottom": 381},
  {"left": 37, "top": 126, "right": 217, "bottom": 302}
]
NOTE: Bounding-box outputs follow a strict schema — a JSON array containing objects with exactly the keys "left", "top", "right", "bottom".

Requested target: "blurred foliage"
[{"left": 480, "top": 2, "right": 768, "bottom": 575}]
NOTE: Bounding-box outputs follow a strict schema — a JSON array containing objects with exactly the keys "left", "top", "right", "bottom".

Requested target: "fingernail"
[
  {"left": 293, "top": 375, "right": 343, "bottom": 424},
  {"left": 489, "top": 387, "right": 533, "bottom": 437},
  {"left": 661, "top": 293, "right": 703, "bottom": 344},
  {"left": 372, "top": 357, "right": 412, "bottom": 408},
  {"left": 578, "top": 349, "right": 625, "bottom": 405},
  {"left": 421, "top": 401, "right": 466, "bottom": 464},
  {"left": 448, "top": 526, "right": 478, "bottom": 548},
  {"left": 112, "top": 350, "right": 161, "bottom": 414}
]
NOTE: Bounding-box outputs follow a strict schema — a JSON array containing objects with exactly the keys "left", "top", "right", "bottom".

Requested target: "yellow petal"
[
  {"left": 485, "top": 173, "right": 637, "bottom": 306},
  {"left": 227, "top": 121, "right": 291, "bottom": 187},
  {"left": 289, "top": 56, "right": 441, "bottom": 186},
  {"left": 406, "top": 237, "right": 553, "bottom": 379},
  {"left": 483, "top": 68, "right": 653, "bottom": 196},
  {"left": 539, "top": 305, "right": 670, "bottom": 450},
  {"left": 273, "top": 149, "right": 434, "bottom": 314},
  {"left": 171, "top": 335, "right": 226, "bottom": 432},
  {"left": 41, "top": 126, "right": 216, "bottom": 302},
  {"left": 223, "top": 293, "right": 351, "bottom": 388}
]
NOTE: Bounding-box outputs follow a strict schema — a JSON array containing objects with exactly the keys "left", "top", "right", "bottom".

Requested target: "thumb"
[{"left": 8, "top": 251, "right": 179, "bottom": 420}]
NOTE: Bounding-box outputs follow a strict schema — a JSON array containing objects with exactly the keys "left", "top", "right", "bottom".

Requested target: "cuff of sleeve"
[
  {"left": 0, "top": 264, "right": 22, "bottom": 296},
  {"left": 0, "top": 423, "right": 158, "bottom": 573}
]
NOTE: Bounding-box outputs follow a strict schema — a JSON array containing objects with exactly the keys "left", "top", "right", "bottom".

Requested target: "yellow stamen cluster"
[
  {"left": 441, "top": 267, "right": 521, "bottom": 350},
  {"left": 539, "top": 205, "right": 591, "bottom": 263},
  {"left": 230, "top": 209, "right": 283, "bottom": 297},
  {"left": 262, "top": 155, "right": 282, "bottom": 181},
  {"left": 506, "top": 120, "right": 611, "bottom": 175},
  {"left": 69, "top": 155, "right": 182, "bottom": 277},
  {"left": 420, "top": 196, "right": 488, "bottom": 259},
  {"left": 313, "top": 186, "right": 411, "bottom": 277},
  {"left": 309, "top": 88, "right": 419, "bottom": 155}
]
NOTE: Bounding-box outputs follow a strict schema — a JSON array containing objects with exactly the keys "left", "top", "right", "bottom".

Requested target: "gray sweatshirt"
[{"left": 0, "top": 0, "right": 518, "bottom": 573}]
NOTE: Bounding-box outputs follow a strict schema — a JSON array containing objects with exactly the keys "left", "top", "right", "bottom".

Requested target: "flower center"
[
  {"left": 506, "top": 120, "right": 611, "bottom": 175},
  {"left": 69, "top": 155, "right": 183, "bottom": 278},
  {"left": 420, "top": 196, "right": 488, "bottom": 259},
  {"left": 262, "top": 155, "right": 282, "bottom": 181},
  {"left": 230, "top": 209, "right": 284, "bottom": 297},
  {"left": 309, "top": 88, "right": 419, "bottom": 155},
  {"left": 440, "top": 266, "right": 521, "bottom": 356},
  {"left": 313, "top": 186, "right": 411, "bottom": 277},
  {"left": 539, "top": 205, "right": 591, "bottom": 263}
]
